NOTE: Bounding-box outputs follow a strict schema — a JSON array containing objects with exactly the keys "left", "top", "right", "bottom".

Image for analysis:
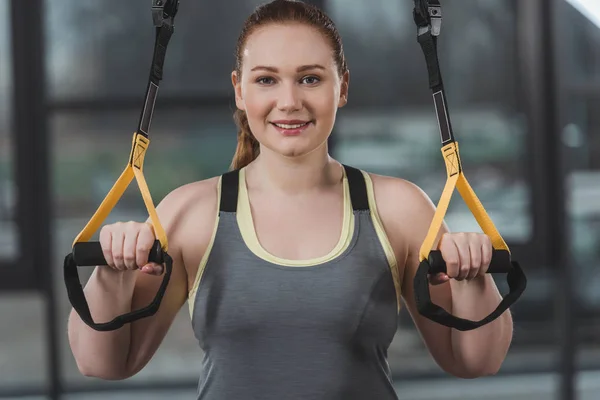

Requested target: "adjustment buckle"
[
  {"left": 428, "top": 6, "right": 442, "bottom": 36},
  {"left": 152, "top": 0, "right": 180, "bottom": 27},
  {"left": 414, "top": 0, "right": 442, "bottom": 37}
]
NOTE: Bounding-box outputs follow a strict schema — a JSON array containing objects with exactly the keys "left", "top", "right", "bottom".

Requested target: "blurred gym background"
[{"left": 1, "top": 0, "right": 600, "bottom": 399}]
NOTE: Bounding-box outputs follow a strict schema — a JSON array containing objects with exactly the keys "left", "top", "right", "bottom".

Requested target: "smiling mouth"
[
  {"left": 270, "top": 120, "right": 313, "bottom": 135},
  {"left": 271, "top": 121, "right": 311, "bottom": 129}
]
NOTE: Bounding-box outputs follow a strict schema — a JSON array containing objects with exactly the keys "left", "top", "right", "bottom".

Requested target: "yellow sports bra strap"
[
  {"left": 72, "top": 132, "right": 168, "bottom": 251},
  {"left": 418, "top": 141, "right": 509, "bottom": 262}
]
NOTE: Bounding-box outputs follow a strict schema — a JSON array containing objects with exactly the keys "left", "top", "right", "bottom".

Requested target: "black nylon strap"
[
  {"left": 413, "top": 0, "right": 454, "bottom": 144},
  {"left": 416, "top": 31, "right": 443, "bottom": 92},
  {"left": 413, "top": 259, "right": 527, "bottom": 331},
  {"left": 64, "top": 251, "right": 173, "bottom": 331},
  {"left": 342, "top": 165, "right": 369, "bottom": 212},
  {"left": 150, "top": 24, "right": 174, "bottom": 84},
  {"left": 219, "top": 170, "right": 240, "bottom": 213},
  {"left": 136, "top": 4, "right": 176, "bottom": 137}
]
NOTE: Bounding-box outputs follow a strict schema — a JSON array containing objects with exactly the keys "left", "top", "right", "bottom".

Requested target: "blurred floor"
[{"left": 4, "top": 371, "right": 600, "bottom": 399}]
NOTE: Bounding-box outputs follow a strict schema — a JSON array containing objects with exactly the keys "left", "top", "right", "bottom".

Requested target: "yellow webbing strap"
[
  {"left": 72, "top": 132, "right": 168, "bottom": 252},
  {"left": 419, "top": 141, "right": 509, "bottom": 262}
]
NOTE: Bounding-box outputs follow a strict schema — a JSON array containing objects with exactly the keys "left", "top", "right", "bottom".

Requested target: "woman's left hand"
[{"left": 429, "top": 232, "right": 493, "bottom": 285}]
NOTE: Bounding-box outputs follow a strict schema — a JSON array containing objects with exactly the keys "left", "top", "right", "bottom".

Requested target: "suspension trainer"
[
  {"left": 63, "top": 0, "right": 180, "bottom": 332},
  {"left": 411, "top": 0, "right": 527, "bottom": 331}
]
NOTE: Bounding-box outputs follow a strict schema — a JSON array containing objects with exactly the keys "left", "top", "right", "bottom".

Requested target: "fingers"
[
  {"left": 123, "top": 222, "right": 142, "bottom": 270},
  {"left": 453, "top": 233, "right": 471, "bottom": 281},
  {"left": 135, "top": 223, "right": 154, "bottom": 268},
  {"left": 438, "top": 233, "right": 460, "bottom": 280},
  {"left": 429, "top": 272, "right": 450, "bottom": 285},
  {"left": 99, "top": 225, "right": 114, "bottom": 268},
  {"left": 138, "top": 223, "right": 164, "bottom": 276},
  {"left": 111, "top": 228, "right": 126, "bottom": 271},
  {"left": 98, "top": 221, "right": 162, "bottom": 274},
  {"left": 142, "top": 264, "right": 164, "bottom": 276},
  {"left": 467, "top": 235, "right": 481, "bottom": 280},
  {"left": 437, "top": 232, "right": 492, "bottom": 282},
  {"left": 480, "top": 235, "right": 492, "bottom": 274}
]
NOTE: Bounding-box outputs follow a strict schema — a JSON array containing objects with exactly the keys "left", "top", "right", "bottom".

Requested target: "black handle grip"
[
  {"left": 64, "top": 240, "right": 172, "bottom": 332},
  {"left": 72, "top": 240, "right": 164, "bottom": 267},
  {"left": 413, "top": 249, "right": 527, "bottom": 331},
  {"left": 427, "top": 249, "right": 512, "bottom": 275}
]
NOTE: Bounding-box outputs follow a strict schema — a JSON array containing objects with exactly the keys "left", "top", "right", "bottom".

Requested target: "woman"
[{"left": 67, "top": 0, "right": 513, "bottom": 398}]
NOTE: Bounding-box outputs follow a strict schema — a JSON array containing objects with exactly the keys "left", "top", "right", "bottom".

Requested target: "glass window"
[
  {"left": 563, "top": 99, "right": 600, "bottom": 359},
  {"left": 51, "top": 108, "right": 236, "bottom": 218},
  {"left": 1, "top": 1, "right": 50, "bottom": 395},
  {"left": 0, "top": 0, "right": 17, "bottom": 261},
  {"left": 557, "top": 1, "right": 600, "bottom": 364},
  {"left": 562, "top": 0, "right": 600, "bottom": 85},
  {"left": 0, "top": 294, "right": 49, "bottom": 391},
  {"left": 45, "top": 0, "right": 267, "bottom": 100}
]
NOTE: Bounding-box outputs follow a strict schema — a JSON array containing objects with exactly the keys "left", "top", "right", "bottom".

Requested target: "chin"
[{"left": 265, "top": 139, "right": 324, "bottom": 159}]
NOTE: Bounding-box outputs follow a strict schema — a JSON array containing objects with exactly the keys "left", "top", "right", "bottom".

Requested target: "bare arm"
[
  {"left": 67, "top": 179, "right": 217, "bottom": 380},
  {"left": 372, "top": 174, "right": 513, "bottom": 378}
]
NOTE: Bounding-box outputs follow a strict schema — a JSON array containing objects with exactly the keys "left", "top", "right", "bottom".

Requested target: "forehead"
[{"left": 242, "top": 23, "right": 335, "bottom": 70}]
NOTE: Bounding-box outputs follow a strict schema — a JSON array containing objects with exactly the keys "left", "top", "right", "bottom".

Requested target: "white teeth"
[{"left": 273, "top": 122, "right": 308, "bottom": 129}]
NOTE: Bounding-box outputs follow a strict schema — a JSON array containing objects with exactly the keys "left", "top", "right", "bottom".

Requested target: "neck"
[{"left": 246, "top": 145, "right": 342, "bottom": 194}]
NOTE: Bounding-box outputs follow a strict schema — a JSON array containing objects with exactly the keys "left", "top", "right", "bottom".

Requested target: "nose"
[{"left": 276, "top": 81, "right": 302, "bottom": 112}]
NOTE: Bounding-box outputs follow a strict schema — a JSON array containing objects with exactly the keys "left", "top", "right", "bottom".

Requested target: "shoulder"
[
  {"left": 366, "top": 171, "right": 436, "bottom": 225},
  {"left": 156, "top": 176, "right": 220, "bottom": 236},
  {"left": 360, "top": 170, "right": 438, "bottom": 259},
  {"left": 157, "top": 175, "right": 221, "bottom": 218}
]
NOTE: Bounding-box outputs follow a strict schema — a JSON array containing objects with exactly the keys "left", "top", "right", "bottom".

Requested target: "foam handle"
[
  {"left": 72, "top": 240, "right": 164, "bottom": 267},
  {"left": 428, "top": 249, "right": 512, "bottom": 275}
]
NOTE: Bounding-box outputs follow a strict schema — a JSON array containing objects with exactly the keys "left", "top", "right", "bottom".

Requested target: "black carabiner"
[
  {"left": 152, "top": 0, "right": 180, "bottom": 27},
  {"left": 413, "top": 0, "right": 441, "bottom": 36}
]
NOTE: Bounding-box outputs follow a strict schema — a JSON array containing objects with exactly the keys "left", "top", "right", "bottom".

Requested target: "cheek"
[
  {"left": 310, "top": 90, "right": 339, "bottom": 122},
  {"left": 243, "top": 89, "right": 272, "bottom": 123}
]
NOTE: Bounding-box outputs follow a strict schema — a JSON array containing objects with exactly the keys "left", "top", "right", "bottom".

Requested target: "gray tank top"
[{"left": 187, "top": 164, "right": 403, "bottom": 400}]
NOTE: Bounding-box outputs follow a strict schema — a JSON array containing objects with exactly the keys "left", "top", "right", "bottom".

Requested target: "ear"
[
  {"left": 231, "top": 71, "right": 246, "bottom": 111},
  {"left": 338, "top": 69, "right": 350, "bottom": 108}
]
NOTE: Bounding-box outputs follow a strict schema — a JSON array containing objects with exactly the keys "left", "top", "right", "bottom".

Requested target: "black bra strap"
[
  {"left": 342, "top": 165, "right": 370, "bottom": 212},
  {"left": 219, "top": 169, "right": 240, "bottom": 213}
]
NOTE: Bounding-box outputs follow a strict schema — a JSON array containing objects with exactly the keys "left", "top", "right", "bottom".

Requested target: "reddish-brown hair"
[{"left": 230, "top": 0, "right": 348, "bottom": 170}]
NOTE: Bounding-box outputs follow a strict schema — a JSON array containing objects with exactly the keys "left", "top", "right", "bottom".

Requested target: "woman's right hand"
[{"left": 99, "top": 221, "right": 164, "bottom": 275}]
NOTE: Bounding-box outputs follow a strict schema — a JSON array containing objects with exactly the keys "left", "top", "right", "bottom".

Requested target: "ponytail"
[{"left": 230, "top": 109, "right": 260, "bottom": 170}]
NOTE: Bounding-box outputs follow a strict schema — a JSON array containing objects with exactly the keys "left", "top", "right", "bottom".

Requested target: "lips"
[
  {"left": 271, "top": 120, "right": 311, "bottom": 129},
  {"left": 270, "top": 120, "right": 312, "bottom": 135}
]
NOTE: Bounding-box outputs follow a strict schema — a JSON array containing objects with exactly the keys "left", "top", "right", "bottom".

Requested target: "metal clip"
[
  {"left": 152, "top": 0, "right": 165, "bottom": 26},
  {"left": 152, "top": 0, "right": 179, "bottom": 27},
  {"left": 428, "top": 6, "right": 442, "bottom": 36}
]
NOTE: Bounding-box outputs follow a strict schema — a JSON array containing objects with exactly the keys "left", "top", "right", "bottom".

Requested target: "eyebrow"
[{"left": 250, "top": 64, "right": 326, "bottom": 73}]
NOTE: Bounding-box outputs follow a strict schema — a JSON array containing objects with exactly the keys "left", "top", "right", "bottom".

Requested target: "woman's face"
[{"left": 232, "top": 23, "right": 349, "bottom": 159}]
